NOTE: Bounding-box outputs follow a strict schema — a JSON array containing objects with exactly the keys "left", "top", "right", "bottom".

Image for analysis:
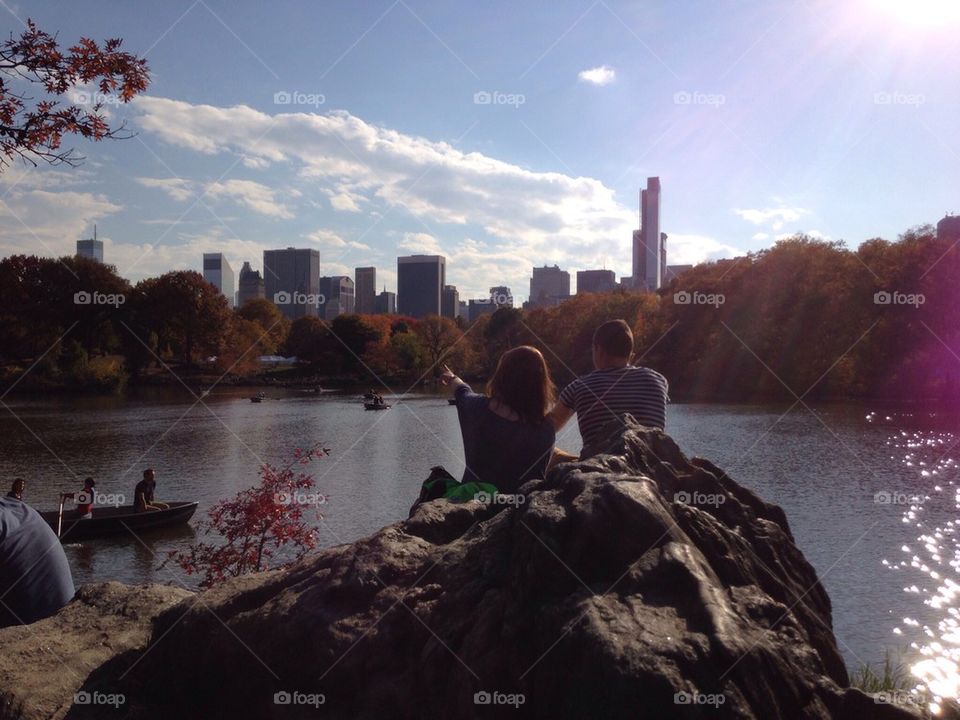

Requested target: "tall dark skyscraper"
[
  {"left": 633, "top": 177, "right": 663, "bottom": 292},
  {"left": 354, "top": 266, "right": 376, "bottom": 314},
  {"left": 441, "top": 284, "right": 459, "bottom": 319},
  {"left": 529, "top": 265, "right": 570, "bottom": 307},
  {"left": 263, "top": 248, "right": 321, "bottom": 319},
  {"left": 77, "top": 235, "right": 103, "bottom": 263},
  {"left": 319, "top": 275, "right": 355, "bottom": 319},
  {"left": 397, "top": 255, "right": 445, "bottom": 318},
  {"left": 576, "top": 270, "right": 617, "bottom": 294},
  {"left": 237, "top": 261, "right": 265, "bottom": 308}
]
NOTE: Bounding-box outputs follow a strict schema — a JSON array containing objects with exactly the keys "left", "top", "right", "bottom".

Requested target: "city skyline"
[{"left": 2, "top": 1, "right": 956, "bottom": 305}]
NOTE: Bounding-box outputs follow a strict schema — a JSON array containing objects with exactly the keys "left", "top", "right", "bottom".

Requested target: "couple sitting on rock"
[{"left": 431, "top": 319, "right": 669, "bottom": 503}]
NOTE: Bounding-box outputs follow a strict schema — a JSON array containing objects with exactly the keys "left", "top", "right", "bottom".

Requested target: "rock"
[
  {"left": 0, "top": 417, "right": 945, "bottom": 719},
  {"left": 0, "top": 582, "right": 191, "bottom": 720}
]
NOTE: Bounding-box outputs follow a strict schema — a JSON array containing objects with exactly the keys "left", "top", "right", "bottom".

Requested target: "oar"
[{"left": 56, "top": 494, "right": 66, "bottom": 538}]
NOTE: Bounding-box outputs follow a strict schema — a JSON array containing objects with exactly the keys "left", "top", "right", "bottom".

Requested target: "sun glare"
[{"left": 865, "top": 0, "right": 960, "bottom": 28}]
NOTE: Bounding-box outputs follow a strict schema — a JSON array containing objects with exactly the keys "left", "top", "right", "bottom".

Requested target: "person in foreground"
[
  {"left": 134, "top": 468, "right": 169, "bottom": 512},
  {"left": 6, "top": 478, "right": 24, "bottom": 500},
  {"left": 548, "top": 319, "right": 669, "bottom": 463},
  {"left": 441, "top": 346, "right": 556, "bottom": 494},
  {"left": 0, "top": 496, "right": 75, "bottom": 628}
]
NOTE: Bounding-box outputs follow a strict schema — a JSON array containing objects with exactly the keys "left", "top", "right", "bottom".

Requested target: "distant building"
[
  {"left": 202, "top": 253, "right": 235, "bottom": 307},
  {"left": 319, "top": 276, "right": 355, "bottom": 320},
  {"left": 354, "top": 266, "right": 376, "bottom": 314},
  {"left": 76, "top": 235, "right": 103, "bottom": 263},
  {"left": 468, "top": 287, "right": 513, "bottom": 322},
  {"left": 375, "top": 290, "right": 396, "bottom": 314},
  {"left": 441, "top": 285, "right": 459, "bottom": 319},
  {"left": 458, "top": 300, "right": 468, "bottom": 319},
  {"left": 632, "top": 177, "right": 662, "bottom": 292},
  {"left": 529, "top": 265, "right": 570, "bottom": 308},
  {"left": 937, "top": 215, "right": 960, "bottom": 243},
  {"left": 619, "top": 275, "right": 633, "bottom": 289},
  {"left": 237, "top": 262, "right": 265, "bottom": 307},
  {"left": 576, "top": 269, "right": 617, "bottom": 294},
  {"left": 397, "top": 255, "right": 445, "bottom": 318},
  {"left": 664, "top": 264, "right": 693, "bottom": 282},
  {"left": 264, "top": 248, "right": 321, "bottom": 319}
]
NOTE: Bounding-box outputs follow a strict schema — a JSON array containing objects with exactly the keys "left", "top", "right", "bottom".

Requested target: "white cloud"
[
  {"left": 204, "top": 179, "right": 293, "bottom": 219},
  {"left": 398, "top": 232, "right": 444, "bottom": 255},
  {"left": 664, "top": 233, "right": 744, "bottom": 266},
  {"left": 304, "top": 228, "right": 370, "bottom": 251},
  {"left": 0, "top": 190, "right": 121, "bottom": 260},
  {"left": 733, "top": 206, "right": 809, "bottom": 231},
  {"left": 752, "top": 232, "right": 769, "bottom": 241},
  {"left": 578, "top": 65, "right": 616, "bottom": 86},
  {"left": 136, "top": 177, "right": 194, "bottom": 202}
]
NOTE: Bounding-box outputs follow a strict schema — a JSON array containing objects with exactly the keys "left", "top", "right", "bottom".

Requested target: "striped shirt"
[{"left": 558, "top": 365, "right": 669, "bottom": 448}]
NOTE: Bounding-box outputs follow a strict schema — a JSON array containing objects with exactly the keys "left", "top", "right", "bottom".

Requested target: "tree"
[
  {"left": 415, "top": 314, "right": 463, "bottom": 373},
  {"left": 237, "top": 297, "right": 289, "bottom": 355},
  {"left": 131, "top": 271, "right": 232, "bottom": 365},
  {"left": 0, "top": 20, "right": 150, "bottom": 169},
  {"left": 284, "top": 316, "right": 329, "bottom": 364},
  {"left": 166, "top": 448, "right": 327, "bottom": 588},
  {"left": 330, "top": 314, "right": 381, "bottom": 369}
]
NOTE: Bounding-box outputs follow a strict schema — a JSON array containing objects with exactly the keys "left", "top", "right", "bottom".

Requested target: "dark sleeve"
[{"left": 455, "top": 383, "right": 488, "bottom": 413}]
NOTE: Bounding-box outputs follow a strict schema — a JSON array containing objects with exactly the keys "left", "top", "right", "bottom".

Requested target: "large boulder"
[
  {"left": 0, "top": 582, "right": 191, "bottom": 720},
  {"left": 111, "top": 418, "right": 930, "bottom": 719}
]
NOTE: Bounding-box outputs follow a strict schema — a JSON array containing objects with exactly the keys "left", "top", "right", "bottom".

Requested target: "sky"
[{"left": 1, "top": 0, "right": 958, "bottom": 302}]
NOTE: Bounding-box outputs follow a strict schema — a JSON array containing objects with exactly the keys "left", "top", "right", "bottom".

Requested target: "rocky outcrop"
[
  {"left": 0, "top": 418, "right": 941, "bottom": 719},
  {"left": 0, "top": 582, "right": 191, "bottom": 720}
]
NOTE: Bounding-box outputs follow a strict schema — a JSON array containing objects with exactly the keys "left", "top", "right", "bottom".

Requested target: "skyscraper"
[
  {"left": 319, "top": 276, "right": 355, "bottom": 320},
  {"left": 397, "top": 255, "right": 445, "bottom": 318},
  {"left": 576, "top": 270, "right": 617, "bottom": 294},
  {"left": 375, "top": 290, "right": 396, "bottom": 314},
  {"left": 77, "top": 231, "right": 103, "bottom": 263},
  {"left": 633, "top": 177, "right": 662, "bottom": 292},
  {"left": 237, "top": 262, "right": 265, "bottom": 308},
  {"left": 263, "top": 248, "right": 321, "bottom": 319},
  {"left": 441, "top": 285, "right": 459, "bottom": 319},
  {"left": 355, "top": 266, "right": 376, "bottom": 314},
  {"left": 529, "top": 265, "right": 570, "bottom": 307},
  {"left": 202, "top": 253, "right": 235, "bottom": 307}
]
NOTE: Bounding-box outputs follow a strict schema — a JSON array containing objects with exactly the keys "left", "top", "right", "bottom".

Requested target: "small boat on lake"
[
  {"left": 250, "top": 392, "right": 266, "bottom": 403},
  {"left": 364, "top": 402, "right": 391, "bottom": 410},
  {"left": 41, "top": 502, "right": 199, "bottom": 543}
]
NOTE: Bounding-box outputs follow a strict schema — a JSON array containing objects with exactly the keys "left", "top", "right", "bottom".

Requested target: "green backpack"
[{"left": 408, "top": 466, "right": 499, "bottom": 516}]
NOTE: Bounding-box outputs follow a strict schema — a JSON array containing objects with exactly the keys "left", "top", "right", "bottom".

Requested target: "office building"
[
  {"left": 664, "top": 264, "right": 693, "bottom": 282},
  {"left": 397, "top": 255, "right": 445, "bottom": 318},
  {"left": 319, "top": 275, "right": 355, "bottom": 320},
  {"left": 468, "top": 287, "right": 513, "bottom": 322},
  {"left": 529, "top": 265, "right": 570, "bottom": 308},
  {"left": 489, "top": 286, "right": 514, "bottom": 308},
  {"left": 355, "top": 266, "right": 376, "bottom": 314},
  {"left": 937, "top": 215, "right": 960, "bottom": 243},
  {"left": 237, "top": 262, "right": 265, "bottom": 307},
  {"left": 203, "top": 253, "right": 235, "bottom": 307},
  {"left": 458, "top": 300, "right": 468, "bottom": 319},
  {"left": 576, "top": 269, "right": 617, "bottom": 294},
  {"left": 441, "top": 285, "right": 459, "bottom": 319},
  {"left": 77, "top": 232, "right": 104, "bottom": 263},
  {"left": 263, "top": 248, "right": 321, "bottom": 319},
  {"left": 375, "top": 290, "right": 396, "bottom": 314},
  {"left": 632, "top": 176, "right": 663, "bottom": 292}
]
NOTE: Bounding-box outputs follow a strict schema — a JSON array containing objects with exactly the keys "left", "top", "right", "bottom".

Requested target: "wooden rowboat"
[
  {"left": 364, "top": 402, "right": 391, "bottom": 410},
  {"left": 40, "top": 502, "right": 199, "bottom": 542}
]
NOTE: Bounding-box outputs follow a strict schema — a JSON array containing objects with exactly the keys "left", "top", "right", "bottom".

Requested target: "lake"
[{"left": 1, "top": 387, "right": 956, "bottom": 688}]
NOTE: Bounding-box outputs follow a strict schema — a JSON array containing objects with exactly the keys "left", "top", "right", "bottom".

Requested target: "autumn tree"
[
  {"left": 0, "top": 19, "right": 150, "bottom": 169},
  {"left": 237, "top": 297, "right": 289, "bottom": 355},
  {"left": 415, "top": 314, "right": 463, "bottom": 373}
]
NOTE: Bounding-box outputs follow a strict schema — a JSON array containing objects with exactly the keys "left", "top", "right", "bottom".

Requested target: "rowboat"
[
  {"left": 40, "top": 502, "right": 199, "bottom": 542},
  {"left": 364, "top": 402, "right": 391, "bottom": 410},
  {"left": 447, "top": 398, "right": 457, "bottom": 405}
]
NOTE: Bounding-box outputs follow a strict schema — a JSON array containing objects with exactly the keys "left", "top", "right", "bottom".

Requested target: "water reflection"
[{"left": 878, "top": 415, "right": 960, "bottom": 714}]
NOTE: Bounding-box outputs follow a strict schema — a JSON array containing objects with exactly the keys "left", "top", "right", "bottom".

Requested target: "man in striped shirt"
[{"left": 548, "top": 319, "right": 669, "bottom": 458}]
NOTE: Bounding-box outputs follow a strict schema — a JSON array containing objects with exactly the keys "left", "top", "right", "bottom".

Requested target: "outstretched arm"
[{"left": 547, "top": 401, "right": 575, "bottom": 431}]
